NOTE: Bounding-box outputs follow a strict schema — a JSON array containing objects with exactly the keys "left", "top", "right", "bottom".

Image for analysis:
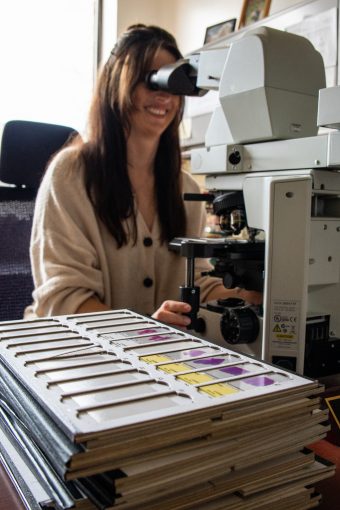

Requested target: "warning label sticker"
[{"left": 270, "top": 300, "right": 300, "bottom": 350}]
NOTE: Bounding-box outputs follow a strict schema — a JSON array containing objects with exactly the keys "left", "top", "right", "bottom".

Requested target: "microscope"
[{"left": 147, "top": 27, "right": 340, "bottom": 379}]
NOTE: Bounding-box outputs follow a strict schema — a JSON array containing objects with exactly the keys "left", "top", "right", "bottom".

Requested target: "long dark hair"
[{"left": 74, "top": 24, "right": 186, "bottom": 247}]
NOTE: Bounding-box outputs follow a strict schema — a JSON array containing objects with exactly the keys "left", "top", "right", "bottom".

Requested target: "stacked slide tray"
[{"left": 0, "top": 309, "right": 335, "bottom": 509}]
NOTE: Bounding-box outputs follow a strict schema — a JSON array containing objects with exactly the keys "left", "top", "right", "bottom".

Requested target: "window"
[{"left": 0, "top": 0, "right": 99, "bottom": 133}]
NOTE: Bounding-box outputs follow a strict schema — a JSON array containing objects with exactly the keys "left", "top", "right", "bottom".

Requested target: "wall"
[
  {"left": 117, "top": 0, "right": 177, "bottom": 38},
  {"left": 175, "top": 0, "right": 307, "bottom": 53},
  {"left": 171, "top": 0, "right": 240, "bottom": 54},
  {"left": 116, "top": 0, "right": 308, "bottom": 55}
]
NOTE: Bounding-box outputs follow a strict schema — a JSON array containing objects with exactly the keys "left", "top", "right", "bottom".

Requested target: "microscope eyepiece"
[
  {"left": 145, "top": 70, "right": 159, "bottom": 91},
  {"left": 144, "top": 60, "right": 206, "bottom": 96}
]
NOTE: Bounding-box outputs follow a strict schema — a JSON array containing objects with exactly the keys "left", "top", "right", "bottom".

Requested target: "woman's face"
[{"left": 129, "top": 48, "right": 181, "bottom": 140}]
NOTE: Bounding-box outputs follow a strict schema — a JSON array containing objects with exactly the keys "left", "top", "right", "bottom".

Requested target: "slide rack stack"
[{"left": 0, "top": 309, "right": 335, "bottom": 509}]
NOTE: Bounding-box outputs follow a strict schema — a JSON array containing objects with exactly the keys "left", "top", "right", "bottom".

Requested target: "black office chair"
[{"left": 0, "top": 120, "right": 78, "bottom": 321}]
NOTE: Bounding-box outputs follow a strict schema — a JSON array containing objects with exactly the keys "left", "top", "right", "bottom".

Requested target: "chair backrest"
[{"left": 0, "top": 120, "right": 77, "bottom": 321}]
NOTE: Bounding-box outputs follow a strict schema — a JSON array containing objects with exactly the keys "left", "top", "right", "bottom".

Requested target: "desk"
[
  {"left": 310, "top": 439, "right": 340, "bottom": 510},
  {"left": 0, "top": 463, "right": 25, "bottom": 510}
]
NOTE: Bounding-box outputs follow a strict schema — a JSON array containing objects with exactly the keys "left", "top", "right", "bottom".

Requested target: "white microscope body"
[
  {"left": 148, "top": 27, "right": 340, "bottom": 377},
  {"left": 192, "top": 27, "right": 340, "bottom": 377}
]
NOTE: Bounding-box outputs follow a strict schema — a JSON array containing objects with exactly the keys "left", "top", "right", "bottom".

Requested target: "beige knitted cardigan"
[{"left": 25, "top": 148, "right": 222, "bottom": 319}]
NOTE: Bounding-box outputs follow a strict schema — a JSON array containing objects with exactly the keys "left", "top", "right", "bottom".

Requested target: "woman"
[{"left": 26, "top": 24, "right": 260, "bottom": 327}]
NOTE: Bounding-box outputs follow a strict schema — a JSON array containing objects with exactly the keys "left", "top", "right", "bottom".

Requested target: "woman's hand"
[{"left": 152, "top": 300, "right": 192, "bottom": 328}]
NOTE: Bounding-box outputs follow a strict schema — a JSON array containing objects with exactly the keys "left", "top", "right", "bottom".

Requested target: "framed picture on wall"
[
  {"left": 204, "top": 18, "right": 237, "bottom": 44},
  {"left": 238, "top": 0, "right": 271, "bottom": 29}
]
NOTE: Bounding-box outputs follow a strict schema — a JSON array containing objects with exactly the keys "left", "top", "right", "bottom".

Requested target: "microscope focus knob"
[{"left": 220, "top": 307, "right": 259, "bottom": 344}]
